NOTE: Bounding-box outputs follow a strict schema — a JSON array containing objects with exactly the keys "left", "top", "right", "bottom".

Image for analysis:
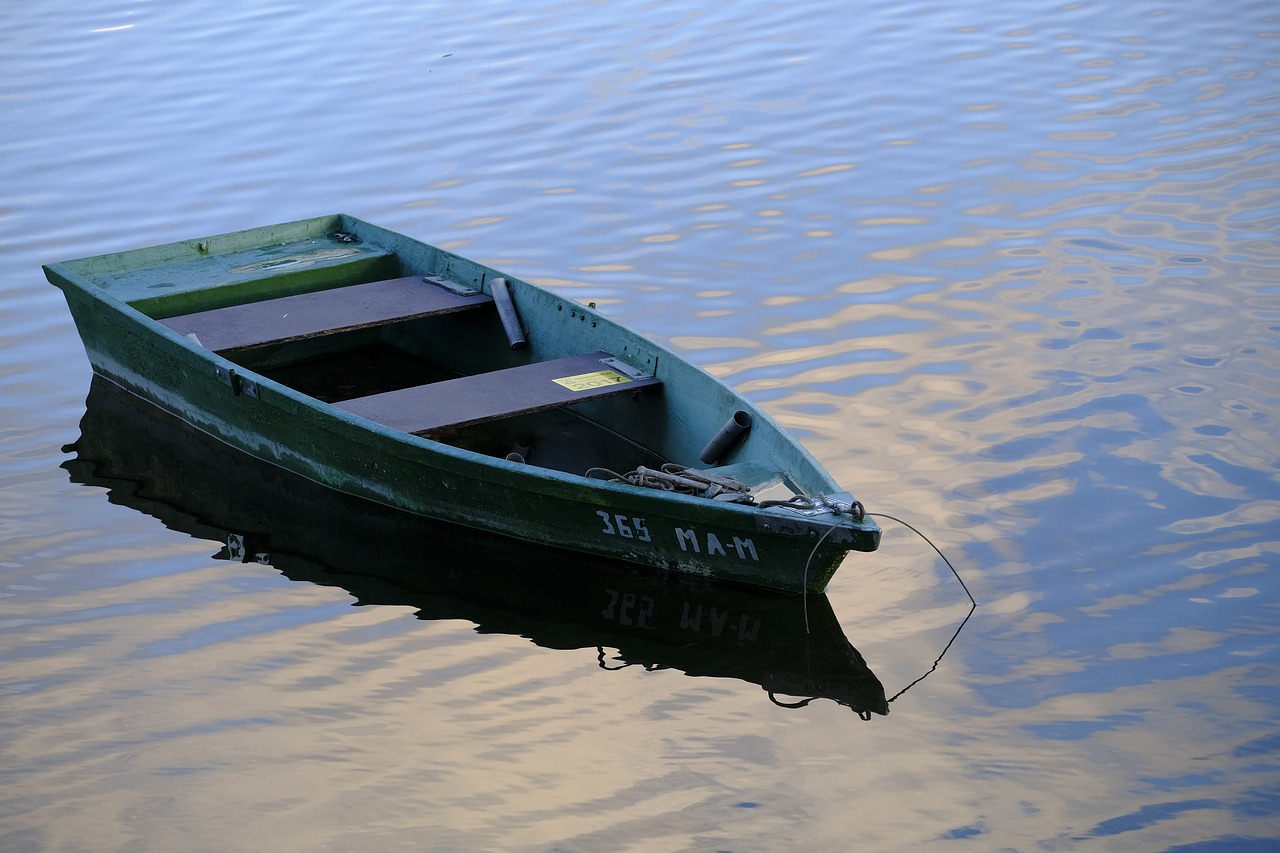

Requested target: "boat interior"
[{"left": 158, "top": 267, "right": 676, "bottom": 477}]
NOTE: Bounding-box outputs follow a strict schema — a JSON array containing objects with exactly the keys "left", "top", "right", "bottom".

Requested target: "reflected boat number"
[{"left": 601, "top": 588, "right": 762, "bottom": 642}]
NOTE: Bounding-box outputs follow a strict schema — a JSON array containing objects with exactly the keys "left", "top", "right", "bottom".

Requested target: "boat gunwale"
[
  {"left": 43, "top": 220, "right": 845, "bottom": 492},
  {"left": 150, "top": 305, "right": 869, "bottom": 534},
  {"left": 43, "top": 215, "right": 881, "bottom": 588}
]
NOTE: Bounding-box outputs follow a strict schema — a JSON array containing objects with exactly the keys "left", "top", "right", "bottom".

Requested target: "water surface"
[{"left": 2, "top": 0, "right": 1278, "bottom": 850}]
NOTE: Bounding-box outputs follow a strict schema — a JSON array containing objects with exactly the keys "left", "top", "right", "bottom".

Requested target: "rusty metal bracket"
[{"left": 755, "top": 510, "right": 854, "bottom": 544}]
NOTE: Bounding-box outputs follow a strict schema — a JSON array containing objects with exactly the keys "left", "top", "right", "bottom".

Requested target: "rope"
[
  {"left": 886, "top": 602, "right": 976, "bottom": 704},
  {"left": 801, "top": 522, "right": 841, "bottom": 632},
  {"left": 866, "top": 512, "right": 977, "bottom": 607},
  {"left": 862, "top": 512, "right": 978, "bottom": 706},
  {"left": 586, "top": 464, "right": 755, "bottom": 502}
]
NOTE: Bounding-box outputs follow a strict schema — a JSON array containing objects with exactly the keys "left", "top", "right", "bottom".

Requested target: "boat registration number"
[
  {"left": 553, "top": 369, "right": 632, "bottom": 391},
  {"left": 594, "top": 511, "right": 760, "bottom": 562},
  {"left": 596, "top": 510, "right": 651, "bottom": 542}
]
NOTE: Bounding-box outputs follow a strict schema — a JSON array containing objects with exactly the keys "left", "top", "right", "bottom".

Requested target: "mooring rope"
[
  {"left": 783, "top": 510, "right": 979, "bottom": 713},
  {"left": 866, "top": 512, "right": 977, "bottom": 608},
  {"left": 800, "top": 509, "right": 977, "bottom": 635},
  {"left": 862, "top": 512, "right": 978, "bottom": 706},
  {"left": 885, "top": 602, "right": 976, "bottom": 704},
  {"left": 801, "top": 522, "right": 841, "bottom": 633}
]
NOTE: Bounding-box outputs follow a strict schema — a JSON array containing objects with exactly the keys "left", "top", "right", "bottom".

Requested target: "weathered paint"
[{"left": 44, "top": 215, "right": 880, "bottom": 592}]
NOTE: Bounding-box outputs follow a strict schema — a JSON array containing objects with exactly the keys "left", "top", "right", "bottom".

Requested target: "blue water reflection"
[{"left": 2, "top": 0, "right": 1278, "bottom": 848}]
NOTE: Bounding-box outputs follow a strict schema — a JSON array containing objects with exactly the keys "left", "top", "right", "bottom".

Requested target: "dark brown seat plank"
[
  {"left": 335, "top": 351, "right": 660, "bottom": 434},
  {"left": 161, "top": 276, "right": 493, "bottom": 353}
]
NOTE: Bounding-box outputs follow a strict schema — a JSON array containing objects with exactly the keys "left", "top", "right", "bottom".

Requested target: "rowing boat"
[
  {"left": 64, "top": 375, "right": 889, "bottom": 715},
  {"left": 45, "top": 215, "right": 880, "bottom": 592}
]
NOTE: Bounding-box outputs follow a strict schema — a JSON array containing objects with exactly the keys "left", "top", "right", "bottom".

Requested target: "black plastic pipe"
[
  {"left": 490, "top": 277, "right": 526, "bottom": 350},
  {"left": 699, "top": 410, "right": 752, "bottom": 464}
]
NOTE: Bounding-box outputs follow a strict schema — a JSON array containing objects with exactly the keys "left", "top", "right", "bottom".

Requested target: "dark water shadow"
[{"left": 62, "top": 376, "right": 891, "bottom": 717}]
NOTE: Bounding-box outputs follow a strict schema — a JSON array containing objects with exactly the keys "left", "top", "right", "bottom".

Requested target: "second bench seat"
[{"left": 335, "top": 351, "right": 661, "bottom": 434}]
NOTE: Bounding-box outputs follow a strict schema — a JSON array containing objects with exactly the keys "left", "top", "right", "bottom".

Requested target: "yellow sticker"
[{"left": 552, "top": 369, "right": 633, "bottom": 391}]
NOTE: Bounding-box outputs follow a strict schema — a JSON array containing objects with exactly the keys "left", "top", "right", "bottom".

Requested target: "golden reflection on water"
[
  {"left": 16, "top": 554, "right": 892, "bottom": 849},
  {"left": 5, "top": 0, "right": 1280, "bottom": 849}
]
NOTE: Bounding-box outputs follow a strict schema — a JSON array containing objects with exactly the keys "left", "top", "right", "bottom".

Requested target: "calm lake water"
[{"left": 3, "top": 0, "right": 1278, "bottom": 850}]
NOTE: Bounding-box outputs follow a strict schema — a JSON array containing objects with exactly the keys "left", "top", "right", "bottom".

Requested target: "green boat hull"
[{"left": 45, "top": 215, "right": 879, "bottom": 592}]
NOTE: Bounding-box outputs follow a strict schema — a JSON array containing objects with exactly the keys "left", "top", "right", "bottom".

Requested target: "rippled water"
[{"left": 3, "top": 0, "right": 1278, "bottom": 850}]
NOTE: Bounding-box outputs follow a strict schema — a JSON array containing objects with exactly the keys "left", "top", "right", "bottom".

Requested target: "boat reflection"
[{"left": 62, "top": 376, "right": 888, "bottom": 717}]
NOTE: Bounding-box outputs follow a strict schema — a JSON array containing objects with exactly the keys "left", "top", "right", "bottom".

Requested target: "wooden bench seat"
[
  {"left": 160, "top": 275, "right": 493, "bottom": 354},
  {"left": 335, "top": 351, "right": 661, "bottom": 434}
]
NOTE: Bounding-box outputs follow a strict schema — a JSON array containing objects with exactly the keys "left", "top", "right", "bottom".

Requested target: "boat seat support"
[{"left": 335, "top": 351, "right": 661, "bottom": 434}]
